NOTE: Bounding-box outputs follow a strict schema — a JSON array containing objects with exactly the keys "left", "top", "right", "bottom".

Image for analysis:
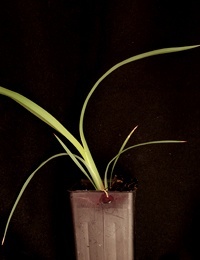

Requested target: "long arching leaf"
[
  {"left": 79, "top": 45, "right": 199, "bottom": 164},
  {"left": 0, "top": 87, "right": 86, "bottom": 160},
  {"left": 1, "top": 153, "right": 69, "bottom": 245}
]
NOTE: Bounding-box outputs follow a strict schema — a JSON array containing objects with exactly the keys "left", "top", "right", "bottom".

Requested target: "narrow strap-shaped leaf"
[
  {"left": 1, "top": 153, "right": 70, "bottom": 246},
  {"left": 79, "top": 45, "right": 199, "bottom": 167},
  {"left": 0, "top": 87, "right": 86, "bottom": 160},
  {"left": 104, "top": 140, "right": 186, "bottom": 190},
  {"left": 120, "top": 140, "right": 186, "bottom": 154},
  {"left": 54, "top": 134, "right": 102, "bottom": 190},
  {"left": 104, "top": 126, "right": 138, "bottom": 189}
]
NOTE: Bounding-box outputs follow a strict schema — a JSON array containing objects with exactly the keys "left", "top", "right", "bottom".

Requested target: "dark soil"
[{"left": 71, "top": 175, "right": 138, "bottom": 191}]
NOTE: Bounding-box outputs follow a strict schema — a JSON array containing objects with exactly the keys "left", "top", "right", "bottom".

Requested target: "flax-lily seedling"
[{"left": 0, "top": 45, "right": 199, "bottom": 245}]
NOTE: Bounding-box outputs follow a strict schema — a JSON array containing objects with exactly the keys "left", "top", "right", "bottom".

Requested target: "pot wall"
[{"left": 70, "top": 191, "right": 136, "bottom": 260}]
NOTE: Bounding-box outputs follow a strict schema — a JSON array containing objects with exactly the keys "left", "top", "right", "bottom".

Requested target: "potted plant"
[{"left": 0, "top": 45, "right": 199, "bottom": 259}]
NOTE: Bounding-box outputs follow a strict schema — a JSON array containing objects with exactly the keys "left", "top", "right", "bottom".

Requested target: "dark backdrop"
[{"left": 0, "top": 1, "right": 200, "bottom": 259}]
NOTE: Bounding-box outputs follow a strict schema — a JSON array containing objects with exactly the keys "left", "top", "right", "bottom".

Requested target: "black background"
[{"left": 0, "top": 1, "right": 200, "bottom": 259}]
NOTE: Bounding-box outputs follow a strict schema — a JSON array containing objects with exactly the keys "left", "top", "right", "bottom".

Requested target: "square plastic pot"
[{"left": 70, "top": 190, "right": 136, "bottom": 260}]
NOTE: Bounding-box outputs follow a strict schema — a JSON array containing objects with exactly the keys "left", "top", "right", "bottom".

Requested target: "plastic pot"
[{"left": 70, "top": 190, "right": 136, "bottom": 260}]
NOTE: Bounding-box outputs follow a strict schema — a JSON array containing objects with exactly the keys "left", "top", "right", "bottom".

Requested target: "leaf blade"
[
  {"left": 0, "top": 87, "right": 85, "bottom": 159},
  {"left": 1, "top": 153, "right": 69, "bottom": 245},
  {"left": 79, "top": 45, "right": 199, "bottom": 188}
]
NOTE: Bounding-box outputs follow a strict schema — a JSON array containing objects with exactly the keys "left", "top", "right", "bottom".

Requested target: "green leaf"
[
  {"left": 79, "top": 45, "right": 199, "bottom": 154},
  {"left": 0, "top": 87, "right": 86, "bottom": 160},
  {"left": 1, "top": 153, "right": 69, "bottom": 245},
  {"left": 104, "top": 126, "right": 138, "bottom": 189},
  {"left": 105, "top": 140, "right": 186, "bottom": 190},
  {"left": 54, "top": 134, "right": 99, "bottom": 189}
]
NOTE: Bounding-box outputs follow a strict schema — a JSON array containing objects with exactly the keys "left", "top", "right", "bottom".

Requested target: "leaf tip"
[{"left": 1, "top": 237, "right": 5, "bottom": 246}]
